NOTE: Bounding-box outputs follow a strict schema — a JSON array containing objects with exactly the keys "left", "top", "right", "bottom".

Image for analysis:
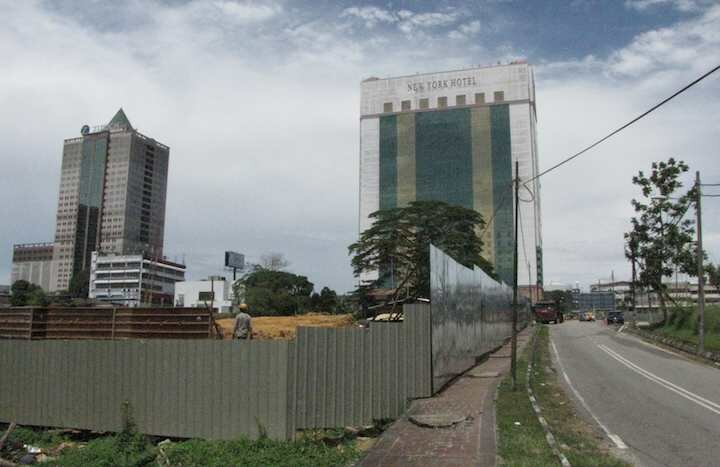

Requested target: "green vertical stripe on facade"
[
  {"left": 415, "top": 109, "right": 473, "bottom": 209},
  {"left": 490, "top": 104, "right": 513, "bottom": 285},
  {"left": 471, "top": 107, "right": 494, "bottom": 266},
  {"left": 396, "top": 113, "right": 416, "bottom": 207},
  {"left": 379, "top": 116, "right": 398, "bottom": 210}
]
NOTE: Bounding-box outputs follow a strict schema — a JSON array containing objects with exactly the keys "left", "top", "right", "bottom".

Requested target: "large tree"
[
  {"left": 625, "top": 158, "right": 698, "bottom": 323},
  {"left": 235, "top": 268, "right": 314, "bottom": 316},
  {"left": 349, "top": 200, "right": 494, "bottom": 304}
]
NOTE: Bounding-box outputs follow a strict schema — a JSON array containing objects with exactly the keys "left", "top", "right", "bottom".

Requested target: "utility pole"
[
  {"left": 696, "top": 171, "right": 705, "bottom": 354},
  {"left": 511, "top": 161, "right": 519, "bottom": 391},
  {"left": 631, "top": 250, "right": 637, "bottom": 327}
]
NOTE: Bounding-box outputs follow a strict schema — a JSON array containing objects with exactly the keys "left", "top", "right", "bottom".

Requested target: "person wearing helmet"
[{"left": 233, "top": 303, "right": 252, "bottom": 339}]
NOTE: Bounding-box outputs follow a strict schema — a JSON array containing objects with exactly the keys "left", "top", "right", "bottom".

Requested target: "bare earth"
[{"left": 216, "top": 313, "right": 354, "bottom": 340}]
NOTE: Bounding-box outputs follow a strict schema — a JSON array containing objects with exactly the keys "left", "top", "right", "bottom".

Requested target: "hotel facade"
[{"left": 359, "top": 62, "right": 542, "bottom": 289}]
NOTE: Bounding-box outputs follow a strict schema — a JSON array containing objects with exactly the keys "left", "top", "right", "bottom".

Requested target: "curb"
[
  {"left": 624, "top": 326, "right": 720, "bottom": 366},
  {"left": 526, "top": 329, "right": 571, "bottom": 467}
]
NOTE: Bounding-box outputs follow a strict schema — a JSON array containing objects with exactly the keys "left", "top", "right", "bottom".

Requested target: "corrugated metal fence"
[
  {"left": 293, "top": 304, "right": 432, "bottom": 430},
  {"left": 0, "top": 305, "right": 432, "bottom": 440},
  {"left": 0, "top": 339, "right": 294, "bottom": 439}
]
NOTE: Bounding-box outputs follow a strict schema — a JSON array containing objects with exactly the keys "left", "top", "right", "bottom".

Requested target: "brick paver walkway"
[{"left": 358, "top": 330, "right": 531, "bottom": 467}]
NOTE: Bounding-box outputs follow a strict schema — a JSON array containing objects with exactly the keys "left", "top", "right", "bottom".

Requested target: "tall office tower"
[
  {"left": 359, "top": 62, "right": 542, "bottom": 291},
  {"left": 50, "top": 109, "right": 169, "bottom": 291}
]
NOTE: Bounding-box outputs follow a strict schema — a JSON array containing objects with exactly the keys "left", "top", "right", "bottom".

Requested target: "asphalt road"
[{"left": 549, "top": 320, "right": 720, "bottom": 467}]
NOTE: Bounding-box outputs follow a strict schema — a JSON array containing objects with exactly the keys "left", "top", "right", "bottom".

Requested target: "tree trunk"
[{"left": 657, "top": 285, "right": 668, "bottom": 324}]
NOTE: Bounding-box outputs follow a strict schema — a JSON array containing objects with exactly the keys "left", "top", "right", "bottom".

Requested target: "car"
[
  {"left": 606, "top": 311, "right": 625, "bottom": 325},
  {"left": 578, "top": 311, "right": 595, "bottom": 321}
]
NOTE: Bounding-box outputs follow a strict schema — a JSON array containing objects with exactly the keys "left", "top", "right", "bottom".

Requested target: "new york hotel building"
[{"left": 359, "top": 62, "right": 543, "bottom": 293}]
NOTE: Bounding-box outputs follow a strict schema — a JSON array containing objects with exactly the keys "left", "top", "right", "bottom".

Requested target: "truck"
[{"left": 533, "top": 300, "right": 564, "bottom": 324}]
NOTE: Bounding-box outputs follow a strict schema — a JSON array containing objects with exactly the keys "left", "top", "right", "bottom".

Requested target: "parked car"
[
  {"left": 533, "top": 300, "right": 564, "bottom": 324},
  {"left": 606, "top": 311, "right": 625, "bottom": 325}
]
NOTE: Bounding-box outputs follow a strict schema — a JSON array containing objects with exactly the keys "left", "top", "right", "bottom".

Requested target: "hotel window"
[
  {"left": 494, "top": 91, "right": 505, "bottom": 102},
  {"left": 437, "top": 96, "right": 448, "bottom": 108},
  {"left": 475, "top": 92, "right": 485, "bottom": 104},
  {"left": 419, "top": 98, "right": 429, "bottom": 109},
  {"left": 383, "top": 102, "right": 393, "bottom": 113},
  {"left": 455, "top": 95, "right": 466, "bottom": 106},
  {"left": 401, "top": 100, "right": 411, "bottom": 111}
]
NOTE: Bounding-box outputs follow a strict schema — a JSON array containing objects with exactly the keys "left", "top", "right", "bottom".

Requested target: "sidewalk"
[{"left": 358, "top": 329, "right": 531, "bottom": 467}]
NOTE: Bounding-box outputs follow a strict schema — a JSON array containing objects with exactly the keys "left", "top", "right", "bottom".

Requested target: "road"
[{"left": 550, "top": 320, "right": 720, "bottom": 467}]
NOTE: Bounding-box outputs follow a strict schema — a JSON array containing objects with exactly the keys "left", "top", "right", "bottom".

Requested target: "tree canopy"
[
  {"left": 349, "top": 200, "right": 495, "bottom": 302},
  {"left": 235, "top": 268, "right": 314, "bottom": 316},
  {"left": 10, "top": 280, "right": 48, "bottom": 306},
  {"left": 310, "top": 286, "right": 339, "bottom": 312},
  {"left": 625, "top": 158, "right": 698, "bottom": 321}
]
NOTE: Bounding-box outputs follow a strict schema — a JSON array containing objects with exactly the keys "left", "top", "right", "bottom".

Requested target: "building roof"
[{"left": 108, "top": 108, "right": 133, "bottom": 130}]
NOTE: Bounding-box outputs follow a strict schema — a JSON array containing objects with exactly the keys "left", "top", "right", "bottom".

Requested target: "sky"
[{"left": 1, "top": 0, "right": 719, "bottom": 293}]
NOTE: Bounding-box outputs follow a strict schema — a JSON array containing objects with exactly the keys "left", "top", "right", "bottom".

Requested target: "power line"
[
  {"left": 524, "top": 64, "right": 720, "bottom": 186},
  {"left": 479, "top": 181, "right": 514, "bottom": 238},
  {"left": 700, "top": 183, "right": 720, "bottom": 187}
]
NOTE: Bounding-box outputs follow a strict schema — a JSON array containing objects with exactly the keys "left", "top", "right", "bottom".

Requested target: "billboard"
[{"left": 224, "top": 251, "right": 245, "bottom": 269}]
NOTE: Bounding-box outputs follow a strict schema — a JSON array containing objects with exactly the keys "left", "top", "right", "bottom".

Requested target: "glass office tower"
[
  {"left": 359, "top": 62, "right": 542, "bottom": 289},
  {"left": 50, "top": 109, "right": 169, "bottom": 291}
]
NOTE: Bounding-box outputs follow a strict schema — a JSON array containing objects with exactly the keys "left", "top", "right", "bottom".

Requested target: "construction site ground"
[{"left": 216, "top": 313, "right": 355, "bottom": 340}]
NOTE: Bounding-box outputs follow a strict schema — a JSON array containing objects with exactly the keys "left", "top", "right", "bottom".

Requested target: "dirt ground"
[{"left": 216, "top": 313, "right": 355, "bottom": 340}]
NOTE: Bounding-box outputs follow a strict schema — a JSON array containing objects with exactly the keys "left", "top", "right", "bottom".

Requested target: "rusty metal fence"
[{"left": 0, "top": 308, "right": 213, "bottom": 340}]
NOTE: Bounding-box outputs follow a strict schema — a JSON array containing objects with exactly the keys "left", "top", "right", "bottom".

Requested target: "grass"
[
  {"left": 497, "top": 326, "right": 630, "bottom": 467},
  {"left": 1, "top": 426, "right": 359, "bottom": 467},
  {"left": 161, "top": 437, "right": 359, "bottom": 467},
  {"left": 654, "top": 305, "right": 720, "bottom": 351}
]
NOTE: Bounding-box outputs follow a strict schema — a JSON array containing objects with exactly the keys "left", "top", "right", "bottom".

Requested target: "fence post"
[
  {"left": 27, "top": 308, "right": 35, "bottom": 340},
  {"left": 111, "top": 308, "right": 117, "bottom": 340}
]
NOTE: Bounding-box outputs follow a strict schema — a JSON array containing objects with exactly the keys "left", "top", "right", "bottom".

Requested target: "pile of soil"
[{"left": 216, "top": 313, "right": 354, "bottom": 340}]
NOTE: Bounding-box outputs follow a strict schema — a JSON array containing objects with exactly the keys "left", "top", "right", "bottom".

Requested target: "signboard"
[{"left": 224, "top": 251, "right": 245, "bottom": 269}]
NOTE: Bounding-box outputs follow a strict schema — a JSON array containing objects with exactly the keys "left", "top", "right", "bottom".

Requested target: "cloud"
[
  {"left": 1, "top": 0, "right": 719, "bottom": 295},
  {"left": 212, "top": 1, "right": 282, "bottom": 23},
  {"left": 607, "top": 5, "right": 720, "bottom": 77},
  {"left": 341, "top": 6, "right": 460, "bottom": 36},
  {"left": 340, "top": 6, "right": 397, "bottom": 27},
  {"left": 448, "top": 20, "right": 481, "bottom": 39},
  {"left": 624, "top": 0, "right": 710, "bottom": 12}
]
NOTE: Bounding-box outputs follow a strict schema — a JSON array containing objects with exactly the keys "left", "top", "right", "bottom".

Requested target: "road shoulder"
[{"left": 497, "top": 325, "right": 632, "bottom": 467}]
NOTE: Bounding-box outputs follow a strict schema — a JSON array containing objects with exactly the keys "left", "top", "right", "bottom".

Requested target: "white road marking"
[
  {"left": 598, "top": 344, "right": 720, "bottom": 416},
  {"left": 550, "top": 339, "right": 628, "bottom": 449},
  {"left": 618, "top": 324, "right": 626, "bottom": 333}
]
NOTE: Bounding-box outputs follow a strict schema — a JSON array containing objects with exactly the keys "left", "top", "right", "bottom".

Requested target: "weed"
[{"left": 162, "top": 437, "right": 359, "bottom": 467}]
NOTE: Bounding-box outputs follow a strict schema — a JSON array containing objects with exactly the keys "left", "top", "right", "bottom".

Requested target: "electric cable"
[{"left": 523, "top": 64, "right": 720, "bottom": 187}]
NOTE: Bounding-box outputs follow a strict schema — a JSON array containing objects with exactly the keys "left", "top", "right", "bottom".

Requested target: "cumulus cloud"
[
  {"left": 341, "top": 6, "right": 460, "bottom": 36},
  {"left": 340, "top": 6, "right": 397, "bottom": 27},
  {"left": 448, "top": 20, "right": 481, "bottom": 39},
  {"left": 609, "top": 4, "right": 720, "bottom": 77},
  {"left": 1, "top": 0, "right": 719, "bottom": 292},
  {"left": 212, "top": 0, "right": 282, "bottom": 23}
]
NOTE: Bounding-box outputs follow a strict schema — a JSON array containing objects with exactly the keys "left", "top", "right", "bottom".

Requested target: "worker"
[{"left": 233, "top": 303, "right": 252, "bottom": 340}]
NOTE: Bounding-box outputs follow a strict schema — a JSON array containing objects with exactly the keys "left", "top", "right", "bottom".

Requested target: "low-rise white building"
[
  {"left": 174, "top": 276, "right": 234, "bottom": 312},
  {"left": 89, "top": 252, "right": 186, "bottom": 307}
]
